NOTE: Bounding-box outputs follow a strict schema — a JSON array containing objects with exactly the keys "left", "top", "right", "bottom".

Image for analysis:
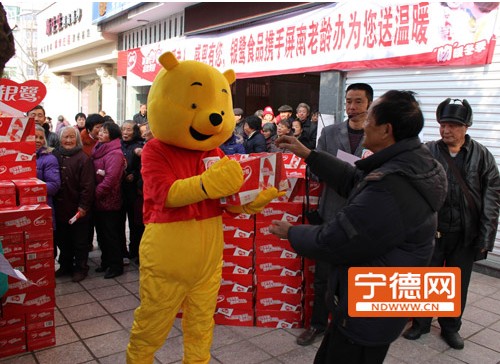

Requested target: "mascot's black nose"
[{"left": 209, "top": 113, "right": 223, "bottom": 126}]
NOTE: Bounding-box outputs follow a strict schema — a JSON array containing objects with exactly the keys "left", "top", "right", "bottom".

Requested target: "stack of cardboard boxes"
[{"left": 0, "top": 114, "right": 57, "bottom": 357}]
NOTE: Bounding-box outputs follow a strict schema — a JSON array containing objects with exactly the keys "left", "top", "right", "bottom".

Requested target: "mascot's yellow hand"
[
  {"left": 201, "top": 156, "right": 244, "bottom": 199},
  {"left": 242, "top": 187, "right": 285, "bottom": 214}
]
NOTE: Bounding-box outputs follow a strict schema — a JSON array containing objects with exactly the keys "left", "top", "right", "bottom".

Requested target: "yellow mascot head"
[{"left": 147, "top": 52, "right": 236, "bottom": 151}]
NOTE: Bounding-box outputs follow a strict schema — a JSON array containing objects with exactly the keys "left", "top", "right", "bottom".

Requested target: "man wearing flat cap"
[
  {"left": 403, "top": 98, "right": 500, "bottom": 350},
  {"left": 233, "top": 107, "right": 245, "bottom": 142},
  {"left": 275, "top": 104, "right": 294, "bottom": 124}
]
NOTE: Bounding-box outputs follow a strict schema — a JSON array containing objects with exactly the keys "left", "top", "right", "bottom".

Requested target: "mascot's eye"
[
  {"left": 222, "top": 89, "right": 228, "bottom": 94},
  {"left": 221, "top": 111, "right": 225, "bottom": 116},
  {"left": 191, "top": 104, "right": 197, "bottom": 109}
]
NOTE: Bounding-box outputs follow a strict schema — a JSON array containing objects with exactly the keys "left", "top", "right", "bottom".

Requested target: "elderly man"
[
  {"left": 270, "top": 90, "right": 447, "bottom": 364},
  {"left": 403, "top": 98, "right": 500, "bottom": 349}
]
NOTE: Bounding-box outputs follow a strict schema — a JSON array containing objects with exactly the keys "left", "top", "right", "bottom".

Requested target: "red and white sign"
[
  {"left": 118, "top": 3, "right": 497, "bottom": 85},
  {"left": 0, "top": 118, "right": 35, "bottom": 143},
  {"left": 0, "top": 79, "right": 47, "bottom": 114}
]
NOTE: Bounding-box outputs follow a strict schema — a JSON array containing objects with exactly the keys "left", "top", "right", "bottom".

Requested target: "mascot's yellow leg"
[{"left": 126, "top": 217, "right": 224, "bottom": 364}]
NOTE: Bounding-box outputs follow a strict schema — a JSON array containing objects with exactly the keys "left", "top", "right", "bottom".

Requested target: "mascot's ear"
[
  {"left": 224, "top": 69, "right": 236, "bottom": 85},
  {"left": 159, "top": 52, "right": 179, "bottom": 71}
]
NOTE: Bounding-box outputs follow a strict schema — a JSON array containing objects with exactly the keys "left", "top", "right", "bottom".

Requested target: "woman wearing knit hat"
[{"left": 262, "top": 106, "right": 275, "bottom": 124}]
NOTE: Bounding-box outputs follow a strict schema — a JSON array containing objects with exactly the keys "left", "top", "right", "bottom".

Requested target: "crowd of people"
[
  {"left": 28, "top": 105, "right": 150, "bottom": 282},
  {"left": 29, "top": 89, "right": 500, "bottom": 363}
]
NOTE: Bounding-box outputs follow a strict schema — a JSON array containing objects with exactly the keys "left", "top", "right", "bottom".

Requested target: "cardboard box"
[
  {"left": 26, "top": 326, "right": 56, "bottom": 351},
  {"left": 222, "top": 217, "right": 255, "bottom": 239},
  {"left": 219, "top": 273, "right": 253, "bottom": 293},
  {"left": 255, "top": 310, "right": 302, "bottom": 328},
  {"left": 0, "top": 194, "right": 16, "bottom": 208},
  {"left": 0, "top": 160, "right": 36, "bottom": 180},
  {"left": 1, "top": 239, "right": 24, "bottom": 256},
  {"left": 13, "top": 178, "right": 47, "bottom": 205},
  {"left": 0, "top": 180, "right": 16, "bottom": 207},
  {"left": 0, "top": 330, "right": 26, "bottom": 359},
  {"left": 0, "top": 142, "right": 36, "bottom": 162},
  {"left": 5, "top": 252, "right": 24, "bottom": 270},
  {"left": 0, "top": 117, "right": 35, "bottom": 143},
  {"left": 255, "top": 257, "right": 302, "bottom": 277},
  {"left": 255, "top": 292, "right": 302, "bottom": 311},
  {"left": 26, "top": 308, "right": 55, "bottom": 324},
  {"left": 222, "top": 255, "right": 253, "bottom": 275},
  {"left": 255, "top": 275, "right": 303, "bottom": 294},
  {"left": 24, "top": 229, "right": 53, "bottom": 243},
  {"left": 0, "top": 315, "right": 25, "bottom": 329},
  {"left": 216, "top": 291, "right": 253, "bottom": 310},
  {"left": 0, "top": 204, "right": 52, "bottom": 234},
  {"left": 8, "top": 270, "right": 55, "bottom": 295},
  {"left": 220, "top": 155, "right": 261, "bottom": 205},
  {"left": 1, "top": 288, "right": 56, "bottom": 317},
  {"left": 250, "top": 152, "right": 289, "bottom": 191},
  {"left": 255, "top": 202, "right": 303, "bottom": 223},
  {"left": 255, "top": 238, "right": 297, "bottom": 259},
  {"left": 223, "top": 237, "right": 254, "bottom": 257},
  {"left": 214, "top": 308, "right": 254, "bottom": 326},
  {"left": 282, "top": 153, "right": 307, "bottom": 178},
  {"left": 25, "top": 248, "right": 53, "bottom": 261},
  {"left": 25, "top": 257, "right": 54, "bottom": 273}
]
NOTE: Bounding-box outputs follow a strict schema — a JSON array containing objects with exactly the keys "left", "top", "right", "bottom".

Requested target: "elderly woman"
[
  {"left": 35, "top": 124, "right": 61, "bottom": 256},
  {"left": 92, "top": 121, "right": 126, "bottom": 279},
  {"left": 53, "top": 127, "right": 95, "bottom": 282},
  {"left": 262, "top": 122, "right": 279, "bottom": 153}
]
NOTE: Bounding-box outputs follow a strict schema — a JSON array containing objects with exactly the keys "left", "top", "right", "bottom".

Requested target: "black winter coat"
[{"left": 288, "top": 137, "right": 447, "bottom": 346}]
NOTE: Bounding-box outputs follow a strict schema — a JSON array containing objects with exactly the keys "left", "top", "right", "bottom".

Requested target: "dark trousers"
[
  {"left": 94, "top": 210, "right": 124, "bottom": 272},
  {"left": 310, "top": 259, "right": 330, "bottom": 331},
  {"left": 119, "top": 199, "right": 145, "bottom": 259},
  {"left": 411, "top": 232, "right": 474, "bottom": 333},
  {"left": 55, "top": 220, "right": 90, "bottom": 274},
  {"left": 314, "top": 323, "right": 390, "bottom": 364}
]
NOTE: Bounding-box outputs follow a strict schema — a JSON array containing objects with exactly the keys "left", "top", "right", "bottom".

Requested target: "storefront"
[
  {"left": 36, "top": 2, "right": 118, "bottom": 121},
  {"left": 117, "top": 2, "right": 500, "bottom": 265}
]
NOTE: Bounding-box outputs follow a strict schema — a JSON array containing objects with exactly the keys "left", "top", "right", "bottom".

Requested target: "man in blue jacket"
[{"left": 270, "top": 90, "right": 448, "bottom": 364}]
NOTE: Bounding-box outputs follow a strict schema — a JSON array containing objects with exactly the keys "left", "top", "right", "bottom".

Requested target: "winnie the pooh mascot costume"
[{"left": 126, "top": 52, "right": 281, "bottom": 364}]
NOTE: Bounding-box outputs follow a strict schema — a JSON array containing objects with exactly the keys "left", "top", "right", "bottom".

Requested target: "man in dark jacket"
[
  {"left": 270, "top": 90, "right": 448, "bottom": 364},
  {"left": 133, "top": 103, "right": 148, "bottom": 125},
  {"left": 403, "top": 98, "right": 500, "bottom": 349}
]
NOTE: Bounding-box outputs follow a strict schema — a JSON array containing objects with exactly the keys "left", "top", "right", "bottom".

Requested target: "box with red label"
[
  {"left": 26, "top": 308, "right": 54, "bottom": 325},
  {"left": 282, "top": 153, "right": 307, "bottom": 178},
  {"left": 255, "top": 238, "right": 297, "bottom": 259},
  {"left": 0, "top": 160, "right": 36, "bottom": 180},
  {"left": 8, "top": 270, "right": 55, "bottom": 295},
  {"left": 219, "top": 155, "right": 261, "bottom": 206},
  {"left": 0, "top": 117, "right": 35, "bottom": 143},
  {"left": 0, "top": 204, "right": 52, "bottom": 234},
  {"left": 0, "top": 180, "right": 16, "bottom": 207},
  {"left": 26, "top": 325, "right": 56, "bottom": 351},
  {"left": 255, "top": 275, "right": 303, "bottom": 294},
  {"left": 13, "top": 178, "right": 47, "bottom": 205},
  {"left": 1, "top": 231, "right": 24, "bottom": 257},
  {"left": 0, "top": 315, "right": 24, "bottom": 329},
  {"left": 24, "top": 229, "right": 53, "bottom": 252},
  {"left": 222, "top": 216, "right": 255, "bottom": 239},
  {"left": 26, "top": 309, "right": 55, "bottom": 331},
  {"left": 5, "top": 252, "right": 24, "bottom": 270},
  {"left": 219, "top": 273, "right": 253, "bottom": 293},
  {"left": 255, "top": 292, "right": 302, "bottom": 311},
  {"left": 222, "top": 255, "right": 253, "bottom": 275},
  {"left": 214, "top": 308, "right": 254, "bottom": 327},
  {"left": 25, "top": 257, "right": 54, "bottom": 273},
  {"left": 250, "top": 152, "right": 289, "bottom": 192},
  {"left": 25, "top": 237, "right": 53, "bottom": 253},
  {"left": 255, "top": 310, "right": 303, "bottom": 328},
  {"left": 216, "top": 291, "right": 253, "bottom": 310},
  {"left": 0, "top": 142, "right": 36, "bottom": 162},
  {"left": 256, "top": 202, "right": 303, "bottom": 224},
  {"left": 255, "top": 257, "right": 302, "bottom": 277},
  {"left": 223, "top": 237, "right": 253, "bottom": 257},
  {"left": 1, "top": 288, "right": 55, "bottom": 317},
  {"left": 25, "top": 247, "right": 53, "bottom": 261},
  {"left": 0, "top": 329, "right": 26, "bottom": 359}
]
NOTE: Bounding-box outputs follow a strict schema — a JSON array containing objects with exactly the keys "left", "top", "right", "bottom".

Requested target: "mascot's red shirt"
[{"left": 141, "top": 138, "right": 225, "bottom": 223}]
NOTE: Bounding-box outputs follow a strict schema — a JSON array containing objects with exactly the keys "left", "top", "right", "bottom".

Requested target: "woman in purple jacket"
[
  {"left": 35, "top": 124, "right": 61, "bottom": 257},
  {"left": 92, "top": 121, "right": 126, "bottom": 279}
]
